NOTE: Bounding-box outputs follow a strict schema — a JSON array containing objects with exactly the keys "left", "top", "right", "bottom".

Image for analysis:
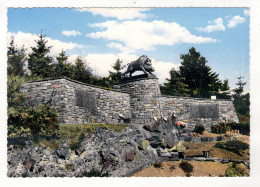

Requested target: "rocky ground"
[
  {"left": 7, "top": 119, "right": 250, "bottom": 177},
  {"left": 7, "top": 119, "right": 182, "bottom": 177}
]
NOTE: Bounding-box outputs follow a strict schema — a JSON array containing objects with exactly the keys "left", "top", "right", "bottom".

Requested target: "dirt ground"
[{"left": 132, "top": 161, "right": 249, "bottom": 177}]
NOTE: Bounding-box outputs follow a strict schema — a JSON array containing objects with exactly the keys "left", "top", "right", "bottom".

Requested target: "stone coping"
[
  {"left": 24, "top": 77, "right": 232, "bottom": 101},
  {"left": 23, "top": 77, "right": 130, "bottom": 94},
  {"left": 161, "top": 94, "right": 233, "bottom": 101},
  {"left": 114, "top": 74, "right": 158, "bottom": 85}
]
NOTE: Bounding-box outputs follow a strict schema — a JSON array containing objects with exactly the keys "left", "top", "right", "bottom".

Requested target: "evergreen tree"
[
  {"left": 73, "top": 56, "right": 93, "bottom": 83},
  {"left": 109, "top": 58, "right": 125, "bottom": 84},
  {"left": 28, "top": 32, "right": 53, "bottom": 78},
  {"left": 221, "top": 79, "right": 230, "bottom": 91},
  {"left": 179, "top": 47, "right": 222, "bottom": 97},
  {"left": 234, "top": 75, "right": 246, "bottom": 95},
  {"left": 54, "top": 50, "right": 74, "bottom": 78},
  {"left": 161, "top": 68, "right": 189, "bottom": 96},
  {"left": 7, "top": 36, "right": 27, "bottom": 76}
]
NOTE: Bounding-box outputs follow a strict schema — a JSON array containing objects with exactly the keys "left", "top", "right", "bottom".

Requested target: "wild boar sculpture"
[{"left": 122, "top": 55, "right": 155, "bottom": 77}]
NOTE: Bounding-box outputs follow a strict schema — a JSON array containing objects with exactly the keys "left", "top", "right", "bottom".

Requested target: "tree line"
[{"left": 8, "top": 32, "right": 249, "bottom": 123}]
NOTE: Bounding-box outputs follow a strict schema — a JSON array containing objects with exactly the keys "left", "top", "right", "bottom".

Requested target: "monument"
[{"left": 21, "top": 55, "right": 239, "bottom": 129}]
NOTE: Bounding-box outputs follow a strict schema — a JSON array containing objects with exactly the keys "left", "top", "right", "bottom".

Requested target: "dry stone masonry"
[
  {"left": 21, "top": 78, "right": 131, "bottom": 125},
  {"left": 21, "top": 76, "right": 239, "bottom": 129}
]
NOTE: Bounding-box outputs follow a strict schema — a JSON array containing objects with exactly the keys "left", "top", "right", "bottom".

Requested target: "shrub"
[
  {"left": 82, "top": 169, "right": 110, "bottom": 177},
  {"left": 228, "top": 122, "right": 250, "bottom": 135},
  {"left": 211, "top": 123, "right": 230, "bottom": 134},
  {"left": 179, "top": 161, "right": 193, "bottom": 174},
  {"left": 194, "top": 124, "right": 205, "bottom": 134},
  {"left": 153, "top": 161, "right": 163, "bottom": 168},
  {"left": 225, "top": 163, "right": 246, "bottom": 177},
  {"left": 215, "top": 140, "right": 249, "bottom": 156},
  {"left": 69, "top": 140, "right": 81, "bottom": 150},
  {"left": 7, "top": 76, "right": 59, "bottom": 144},
  {"left": 25, "top": 104, "right": 58, "bottom": 137}
]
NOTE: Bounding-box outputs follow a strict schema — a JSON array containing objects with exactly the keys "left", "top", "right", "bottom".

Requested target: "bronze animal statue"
[{"left": 122, "top": 55, "right": 155, "bottom": 77}]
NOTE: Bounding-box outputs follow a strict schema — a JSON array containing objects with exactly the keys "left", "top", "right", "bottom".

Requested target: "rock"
[
  {"left": 43, "top": 149, "right": 51, "bottom": 157},
  {"left": 23, "top": 158, "right": 36, "bottom": 172},
  {"left": 75, "top": 146, "right": 85, "bottom": 156},
  {"left": 125, "top": 150, "right": 135, "bottom": 162},
  {"left": 57, "top": 148, "right": 70, "bottom": 160}
]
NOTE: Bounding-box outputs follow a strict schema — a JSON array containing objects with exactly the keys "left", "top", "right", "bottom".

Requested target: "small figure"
[{"left": 172, "top": 112, "right": 177, "bottom": 125}]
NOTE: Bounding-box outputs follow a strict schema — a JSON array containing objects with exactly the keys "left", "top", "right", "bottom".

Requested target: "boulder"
[{"left": 57, "top": 148, "right": 70, "bottom": 160}]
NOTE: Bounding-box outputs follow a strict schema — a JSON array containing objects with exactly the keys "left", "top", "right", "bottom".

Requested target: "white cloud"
[
  {"left": 196, "top": 18, "right": 225, "bottom": 32},
  {"left": 7, "top": 31, "right": 82, "bottom": 56},
  {"left": 76, "top": 8, "right": 150, "bottom": 20},
  {"left": 67, "top": 53, "right": 179, "bottom": 84},
  {"left": 62, "top": 30, "right": 81, "bottom": 37},
  {"left": 227, "top": 15, "right": 246, "bottom": 28},
  {"left": 87, "top": 20, "right": 217, "bottom": 54},
  {"left": 244, "top": 9, "right": 250, "bottom": 16}
]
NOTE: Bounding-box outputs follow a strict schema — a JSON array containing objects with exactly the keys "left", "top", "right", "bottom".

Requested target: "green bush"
[
  {"left": 225, "top": 163, "right": 246, "bottom": 177},
  {"left": 211, "top": 123, "right": 230, "bottom": 134},
  {"left": 215, "top": 140, "right": 249, "bottom": 156},
  {"left": 25, "top": 104, "right": 58, "bottom": 137},
  {"left": 194, "top": 124, "right": 205, "bottom": 134},
  {"left": 179, "top": 161, "right": 193, "bottom": 174},
  {"left": 228, "top": 122, "right": 250, "bottom": 135},
  {"left": 7, "top": 76, "right": 59, "bottom": 142},
  {"left": 153, "top": 161, "right": 163, "bottom": 168},
  {"left": 82, "top": 169, "right": 110, "bottom": 177}
]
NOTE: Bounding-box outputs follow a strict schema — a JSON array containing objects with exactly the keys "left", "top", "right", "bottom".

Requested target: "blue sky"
[{"left": 7, "top": 8, "right": 249, "bottom": 91}]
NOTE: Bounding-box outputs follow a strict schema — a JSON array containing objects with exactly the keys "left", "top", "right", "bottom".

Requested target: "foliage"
[
  {"left": 109, "top": 58, "right": 126, "bottom": 84},
  {"left": 179, "top": 47, "right": 222, "bottom": 97},
  {"left": 24, "top": 104, "right": 58, "bottom": 136},
  {"left": 221, "top": 79, "right": 230, "bottom": 91},
  {"left": 233, "top": 93, "right": 250, "bottom": 123},
  {"left": 234, "top": 75, "right": 246, "bottom": 96},
  {"left": 161, "top": 47, "right": 223, "bottom": 98},
  {"left": 7, "top": 75, "right": 58, "bottom": 144},
  {"left": 225, "top": 163, "right": 246, "bottom": 177},
  {"left": 194, "top": 124, "right": 205, "bottom": 134},
  {"left": 7, "top": 36, "right": 27, "bottom": 76},
  {"left": 153, "top": 161, "right": 163, "bottom": 168},
  {"left": 225, "top": 130, "right": 242, "bottom": 141},
  {"left": 72, "top": 56, "right": 93, "bottom": 83},
  {"left": 28, "top": 32, "right": 53, "bottom": 78},
  {"left": 53, "top": 50, "right": 75, "bottom": 78},
  {"left": 82, "top": 169, "right": 110, "bottom": 177},
  {"left": 179, "top": 161, "right": 193, "bottom": 174},
  {"left": 228, "top": 122, "right": 249, "bottom": 135},
  {"left": 69, "top": 140, "right": 82, "bottom": 150},
  {"left": 160, "top": 69, "right": 190, "bottom": 96},
  {"left": 211, "top": 123, "right": 230, "bottom": 134},
  {"left": 215, "top": 140, "right": 249, "bottom": 156}
]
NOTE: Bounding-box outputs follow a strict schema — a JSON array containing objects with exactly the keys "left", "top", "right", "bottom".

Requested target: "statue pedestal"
[{"left": 113, "top": 76, "right": 161, "bottom": 119}]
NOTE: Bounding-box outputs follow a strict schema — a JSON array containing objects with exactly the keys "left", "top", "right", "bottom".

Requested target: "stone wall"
[
  {"left": 21, "top": 77, "right": 239, "bottom": 129},
  {"left": 160, "top": 96, "right": 239, "bottom": 130},
  {"left": 113, "top": 77, "right": 161, "bottom": 119},
  {"left": 21, "top": 78, "right": 131, "bottom": 125}
]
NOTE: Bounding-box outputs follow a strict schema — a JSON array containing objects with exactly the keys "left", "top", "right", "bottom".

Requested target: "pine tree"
[
  {"left": 161, "top": 68, "right": 189, "bottom": 96},
  {"left": 73, "top": 56, "right": 93, "bottom": 83},
  {"left": 28, "top": 32, "right": 53, "bottom": 78},
  {"left": 7, "top": 36, "right": 27, "bottom": 76},
  {"left": 109, "top": 58, "right": 125, "bottom": 84},
  {"left": 221, "top": 79, "right": 230, "bottom": 91},
  {"left": 54, "top": 50, "right": 74, "bottom": 78},
  {"left": 234, "top": 75, "right": 246, "bottom": 95},
  {"left": 179, "top": 47, "right": 222, "bottom": 97}
]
